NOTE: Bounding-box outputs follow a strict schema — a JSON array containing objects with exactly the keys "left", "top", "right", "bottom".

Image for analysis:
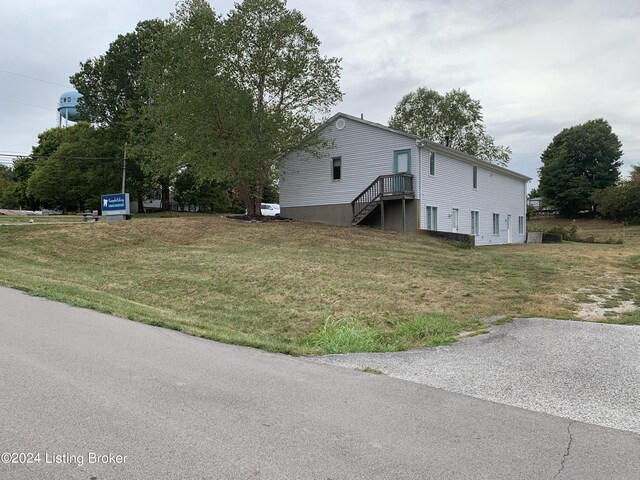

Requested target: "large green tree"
[
  {"left": 538, "top": 119, "right": 623, "bottom": 217},
  {"left": 592, "top": 165, "right": 640, "bottom": 223},
  {"left": 173, "top": 166, "right": 234, "bottom": 213},
  {"left": 140, "top": 0, "right": 228, "bottom": 211},
  {"left": 26, "top": 124, "right": 122, "bottom": 212},
  {"left": 71, "top": 19, "right": 166, "bottom": 130},
  {"left": 9, "top": 158, "right": 39, "bottom": 210},
  {"left": 388, "top": 87, "right": 511, "bottom": 165},
  {"left": 145, "top": 0, "right": 343, "bottom": 215},
  {"left": 70, "top": 19, "right": 166, "bottom": 210},
  {"left": 0, "top": 164, "right": 18, "bottom": 208}
]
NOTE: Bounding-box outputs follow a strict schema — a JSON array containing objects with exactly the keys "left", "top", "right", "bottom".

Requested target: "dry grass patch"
[{"left": 0, "top": 215, "right": 638, "bottom": 354}]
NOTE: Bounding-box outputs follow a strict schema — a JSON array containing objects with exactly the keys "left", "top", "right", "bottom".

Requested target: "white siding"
[
  {"left": 419, "top": 149, "right": 527, "bottom": 245},
  {"left": 280, "top": 118, "right": 420, "bottom": 207},
  {"left": 280, "top": 113, "right": 529, "bottom": 246}
]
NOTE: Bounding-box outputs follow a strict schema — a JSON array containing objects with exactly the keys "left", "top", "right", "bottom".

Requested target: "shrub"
[{"left": 528, "top": 221, "right": 622, "bottom": 244}]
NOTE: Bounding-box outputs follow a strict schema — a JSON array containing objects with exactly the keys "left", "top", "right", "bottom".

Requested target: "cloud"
[
  {"left": 294, "top": 0, "right": 640, "bottom": 182},
  {"left": 1, "top": 0, "right": 638, "bottom": 183}
]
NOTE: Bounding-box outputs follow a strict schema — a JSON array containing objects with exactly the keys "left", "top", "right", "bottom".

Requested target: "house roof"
[{"left": 324, "top": 112, "right": 532, "bottom": 182}]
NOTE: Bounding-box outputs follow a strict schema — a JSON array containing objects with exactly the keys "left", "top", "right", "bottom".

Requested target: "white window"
[
  {"left": 429, "top": 152, "right": 436, "bottom": 176},
  {"left": 518, "top": 216, "right": 524, "bottom": 235},
  {"left": 426, "top": 206, "right": 438, "bottom": 231},
  {"left": 493, "top": 213, "right": 500, "bottom": 235},
  {"left": 472, "top": 165, "right": 478, "bottom": 189},
  {"left": 471, "top": 211, "right": 479, "bottom": 235}
]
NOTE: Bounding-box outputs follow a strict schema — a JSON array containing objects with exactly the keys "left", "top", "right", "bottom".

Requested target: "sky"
[{"left": 1, "top": 0, "right": 639, "bottom": 187}]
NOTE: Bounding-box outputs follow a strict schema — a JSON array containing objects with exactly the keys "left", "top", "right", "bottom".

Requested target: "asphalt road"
[
  {"left": 312, "top": 318, "right": 640, "bottom": 435},
  {"left": 1, "top": 287, "right": 639, "bottom": 479}
]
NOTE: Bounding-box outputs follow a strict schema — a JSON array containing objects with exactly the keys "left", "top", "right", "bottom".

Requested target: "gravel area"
[{"left": 310, "top": 318, "right": 640, "bottom": 434}]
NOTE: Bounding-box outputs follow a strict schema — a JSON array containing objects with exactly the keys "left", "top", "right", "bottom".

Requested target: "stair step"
[{"left": 352, "top": 200, "right": 380, "bottom": 225}]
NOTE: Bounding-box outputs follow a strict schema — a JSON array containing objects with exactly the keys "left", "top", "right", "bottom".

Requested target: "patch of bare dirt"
[{"left": 576, "top": 285, "right": 638, "bottom": 321}]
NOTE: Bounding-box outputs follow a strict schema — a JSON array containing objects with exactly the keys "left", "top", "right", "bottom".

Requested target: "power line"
[
  {"left": 0, "top": 149, "right": 32, "bottom": 155},
  {"left": 0, "top": 152, "right": 126, "bottom": 161},
  {"left": 0, "top": 68, "right": 70, "bottom": 88},
  {"left": 0, "top": 97, "right": 57, "bottom": 112},
  {"left": 0, "top": 152, "right": 30, "bottom": 157}
]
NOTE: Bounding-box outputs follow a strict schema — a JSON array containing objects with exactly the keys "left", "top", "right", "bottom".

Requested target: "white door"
[
  {"left": 452, "top": 208, "right": 459, "bottom": 233},
  {"left": 507, "top": 214, "right": 512, "bottom": 244}
]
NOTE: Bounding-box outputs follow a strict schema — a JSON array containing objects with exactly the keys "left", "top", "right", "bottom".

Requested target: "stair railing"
[{"left": 351, "top": 173, "right": 413, "bottom": 221}]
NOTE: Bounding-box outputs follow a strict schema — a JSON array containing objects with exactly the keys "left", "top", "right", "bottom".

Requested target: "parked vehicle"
[{"left": 261, "top": 203, "right": 280, "bottom": 216}]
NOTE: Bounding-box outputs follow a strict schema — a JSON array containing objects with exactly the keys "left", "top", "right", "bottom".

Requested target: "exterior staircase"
[{"left": 351, "top": 173, "right": 414, "bottom": 226}]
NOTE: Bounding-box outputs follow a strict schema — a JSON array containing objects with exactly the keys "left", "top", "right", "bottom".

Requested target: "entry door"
[
  {"left": 393, "top": 150, "right": 411, "bottom": 192},
  {"left": 507, "top": 214, "right": 512, "bottom": 244},
  {"left": 452, "top": 208, "right": 459, "bottom": 233}
]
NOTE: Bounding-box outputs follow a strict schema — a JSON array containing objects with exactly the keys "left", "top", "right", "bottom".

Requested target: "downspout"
[
  {"left": 524, "top": 180, "right": 529, "bottom": 241},
  {"left": 416, "top": 139, "right": 425, "bottom": 229}
]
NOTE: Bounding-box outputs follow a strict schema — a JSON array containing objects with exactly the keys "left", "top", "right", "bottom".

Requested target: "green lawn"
[
  {"left": 0, "top": 215, "right": 638, "bottom": 354},
  {"left": 0, "top": 215, "right": 86, "bottom": 224}
]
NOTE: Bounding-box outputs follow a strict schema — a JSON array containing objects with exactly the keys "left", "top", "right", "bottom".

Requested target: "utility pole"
[{"left": 121, "top": 143, "right": 127, "bottom": 194}]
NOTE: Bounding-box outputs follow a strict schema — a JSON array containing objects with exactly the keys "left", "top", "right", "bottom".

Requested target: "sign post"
[{"left": 101, "top": 193, "right": 130, "bottom": 222}]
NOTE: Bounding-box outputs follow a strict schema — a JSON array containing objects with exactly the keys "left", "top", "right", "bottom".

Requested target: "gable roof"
[{"left": 323, "top": 112, "right": 532, "bottom": 182}]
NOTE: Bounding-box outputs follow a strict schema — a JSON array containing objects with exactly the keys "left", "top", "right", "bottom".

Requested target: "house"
[
  {"left": 130, "top": 189, "right": 200, "bottom": 214},
  {"left": 279, "top": 113, "right": 531, "bottom": 246}
]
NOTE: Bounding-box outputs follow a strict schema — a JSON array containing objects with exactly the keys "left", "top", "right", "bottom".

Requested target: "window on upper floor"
[
  {"left": 332, "top": 157, "right": 341, "bottom": 181},
  {"left": 473, "top": 165, "right": 478, "bottom": 189},
  {"left": 429, "top": 152, "right": 436, "bottom": 176}
]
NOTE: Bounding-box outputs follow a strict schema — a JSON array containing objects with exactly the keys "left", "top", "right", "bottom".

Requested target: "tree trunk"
[
  {"left": 138, "top": 197, "right": 144, "bottom": 213},
  {"left": 240, "top": 181, "right": 265, "bottom": 217},
  {"left": 161, "top": 179, "right": 170, "bottom": 211}
]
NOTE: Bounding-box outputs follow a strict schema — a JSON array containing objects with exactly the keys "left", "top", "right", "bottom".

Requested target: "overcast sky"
[{"left": 1, "top": 0, "right": 638, "bottom": 186}]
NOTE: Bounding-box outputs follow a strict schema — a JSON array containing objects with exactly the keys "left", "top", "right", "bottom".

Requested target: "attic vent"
[{"left": 335, "top": 118, "right": 346, "bottom": 130}]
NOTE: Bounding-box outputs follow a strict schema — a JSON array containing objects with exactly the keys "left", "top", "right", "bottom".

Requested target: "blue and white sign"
[{"left": 101, "top": 193, "right": 130, "bottom": 215}]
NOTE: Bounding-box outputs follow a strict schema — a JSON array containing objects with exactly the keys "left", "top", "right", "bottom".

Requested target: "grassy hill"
[{"left": 1, "top": 215, "right": 638, "bottom": 354}]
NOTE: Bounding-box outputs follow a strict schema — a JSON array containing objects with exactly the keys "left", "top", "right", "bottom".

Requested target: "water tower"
[{"left": 57, "top": 91, "right": 83, "bottom": 127}]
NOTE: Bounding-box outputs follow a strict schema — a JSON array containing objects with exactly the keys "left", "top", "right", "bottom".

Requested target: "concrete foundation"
[
  {"left": 417, "top": 229, "right": 475, "bottom": 247},
  {"left": 360, "top": 199, "right": 417, "bottom": 233},
  {"left": 282, "top": 200, "right": 418, "bottom": 234},
  {"left": 281, "top": 203, "right": 354, "bottom": 227}
]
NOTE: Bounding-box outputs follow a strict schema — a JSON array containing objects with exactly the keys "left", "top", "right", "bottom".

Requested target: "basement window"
[
  {"left": 332, "top": 157, "right": 342, "bottom": 181},
  {"left": 471, "top": 211, "right": 479, "bottom": 235},
  {"left": 426, "top": 206, "right": 438, "bottom": 231}
]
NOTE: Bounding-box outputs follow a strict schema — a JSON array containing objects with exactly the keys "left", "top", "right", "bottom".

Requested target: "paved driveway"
[
  {"left": 312, "top": 318, "right": 640, "bottom": 434},
  {"left": 2, "top": 288, "right": 639, "bottom": 479}
]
